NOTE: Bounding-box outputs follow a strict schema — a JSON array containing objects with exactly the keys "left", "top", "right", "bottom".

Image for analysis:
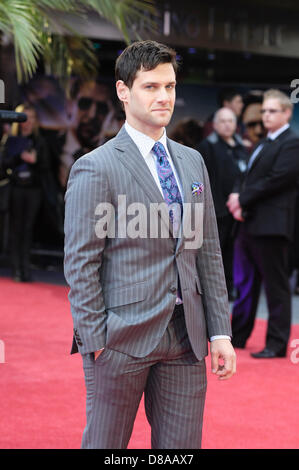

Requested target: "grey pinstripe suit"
[{"left": 64, "top": 125, "right": 231, "bottom": 448}]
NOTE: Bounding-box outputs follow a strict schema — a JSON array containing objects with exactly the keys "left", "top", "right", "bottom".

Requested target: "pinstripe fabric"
[
  {"left": 81, "top": 305, "right": 207, "bottom": 449},
  {"left": 64, "top": 125, "right": 231, "bottom": 449},
  {"left": 64, "top": 125, "right": 231, "bottom": 360}
]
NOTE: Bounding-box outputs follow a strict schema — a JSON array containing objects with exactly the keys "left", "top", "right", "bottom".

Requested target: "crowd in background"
[{"left": 0, "top": 82, "right": 298, "bottom": 305}]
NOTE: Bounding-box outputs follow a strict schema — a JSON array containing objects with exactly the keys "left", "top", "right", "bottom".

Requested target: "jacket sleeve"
[
  {"left": 195, "top": 157, "right": 232, "bottom": 339},
  {"left": 64, "top": 153, "right": 111, "bottom": 354}
]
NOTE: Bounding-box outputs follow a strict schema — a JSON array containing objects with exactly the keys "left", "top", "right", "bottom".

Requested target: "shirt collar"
[
  {"left": 124, "top": 121, "right": 168, "bottom": 159},
  {"left": 267, "top": 123, "right": 290, "bottom": 141}
]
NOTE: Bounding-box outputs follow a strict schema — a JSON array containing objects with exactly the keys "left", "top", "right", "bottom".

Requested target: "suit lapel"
[
  {"left": 247, "top": 138, "right": 269, "bottom": 173},
  {"left": 113, "top": 126, "right": 165, "bottom": 205},
  {"left": 166, "top": 138, "right": 193, "bottom": 207},
  {"left": 113, "top": 126, "right": 175, "bottom": 237},
  {"left": 113, "top": 127, "right": 202, "bottom": 244},
  {"left": 247, "top": 128, "right": 291, "bottom": 173},
  {"left": 167, "top": 138, "right": 197, "bottom": 251}
]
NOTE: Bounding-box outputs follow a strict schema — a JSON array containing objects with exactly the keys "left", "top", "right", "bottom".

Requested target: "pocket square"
[{"left": 191, "top": 182, "right": 204, "bottom": 195}]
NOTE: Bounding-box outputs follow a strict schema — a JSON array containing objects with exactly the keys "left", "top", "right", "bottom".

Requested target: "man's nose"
[{"left": 157, "top": 88, "right": 170, "bottom": 102}]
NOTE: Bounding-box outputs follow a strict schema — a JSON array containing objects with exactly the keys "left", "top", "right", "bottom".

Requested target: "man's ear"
[
  {"left": 285, "top": 107, "right": 292, "bottom": 122},
  {"left": 116, "top": 80, "right": 129, "bottom": 104}
]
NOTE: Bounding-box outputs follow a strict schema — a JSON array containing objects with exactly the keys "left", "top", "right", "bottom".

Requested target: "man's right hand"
[{"left": 94, "top": 349, "right": 104, "bottom": 361}]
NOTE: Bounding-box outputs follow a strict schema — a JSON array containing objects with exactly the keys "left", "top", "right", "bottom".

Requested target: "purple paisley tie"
[
  {"left": 152, "top": 141, "right": 183, "bottom": 301},
  {"left": 152, "top": 141, "right": 183, "bottom": 228}
]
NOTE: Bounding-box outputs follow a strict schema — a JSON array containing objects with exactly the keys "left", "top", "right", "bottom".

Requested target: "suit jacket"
[
  {"left": 64, "top": 126, "right": 231, "bottom": 361},
  {"left": 198, "top": 132, "right": 248, "bottom": 218},
  {"left": 237, "top": 127, "right": 299, "bottom": 241}
]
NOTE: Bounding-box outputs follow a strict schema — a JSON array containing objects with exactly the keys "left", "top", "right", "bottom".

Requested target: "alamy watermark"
[
  {"left": 290, "top": 79, "right": 299, "bottom": 103},
  {"left": 290, "top": 339, "right": 299, "bottom": 364},
  {"left": 94, "top": 196, "right": 204, "bottom": 249},
  {"left": 0, "top": 340, "right": 5, "bottom": 363}
]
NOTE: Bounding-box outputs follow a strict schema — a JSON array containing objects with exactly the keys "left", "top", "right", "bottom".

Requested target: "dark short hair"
[
  {"left": 169, "top": 118, "right": 203, "bottom": 147},
  {"left": 115, "top": 40, "right": 178, "bottom": 89},
  {"left": 241, "top": 90, "right": 264, "bottom": 117},
  {"left": 217, "top": 87, "right": 242, "bottom": 107}
]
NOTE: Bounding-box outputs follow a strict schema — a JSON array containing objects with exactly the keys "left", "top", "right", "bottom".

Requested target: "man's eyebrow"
[{"left": 142, "top": 80, "right": 176, "bottom": 86}]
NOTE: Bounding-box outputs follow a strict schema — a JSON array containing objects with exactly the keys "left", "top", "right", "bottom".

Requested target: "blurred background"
[{"left": 0, "top": 0, "right": 299, "bottom": 284}]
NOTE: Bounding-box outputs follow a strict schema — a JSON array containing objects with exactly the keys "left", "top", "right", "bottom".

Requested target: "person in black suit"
[
  {"left": 227, "top": 89, "right": 299, "bottom": 358},
  {"left": 198, "top": 107, "right": 248, "bottom": 299},
  {"left": 3, "top": 104, "right": 50, "bottom": 282}
]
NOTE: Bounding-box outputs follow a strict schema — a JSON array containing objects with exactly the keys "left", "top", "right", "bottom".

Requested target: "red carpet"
[{"left": 0, "top": 277, "right": 299, "bottom": 449}]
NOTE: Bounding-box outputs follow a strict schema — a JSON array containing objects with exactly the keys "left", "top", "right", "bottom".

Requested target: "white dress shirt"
[
  {"left": 124, "top": 121, "right": 184, "bottom": 197},
  {"left": 267, "top": 122, "right": 290, "bottom": 140}
]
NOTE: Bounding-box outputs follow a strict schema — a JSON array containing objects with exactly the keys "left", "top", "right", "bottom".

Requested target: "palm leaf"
[
  {"left": 84, "top": 0, "right": 157, "bottom": 43},
  {"left": 0, "top": 0, "right": 157, "bottom": 83},
  {"left": 0, "top": 0, "right": 43, "bottom": 81}
]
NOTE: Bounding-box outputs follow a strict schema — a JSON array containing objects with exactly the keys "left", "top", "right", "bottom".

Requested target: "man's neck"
[
  {"left": 218, "top": 133, "right": 235, "bottom": 147},
  {"left": 267, "top": 122, "right": 290, "bottom": 139},
  {"left": 223, "top": 136, "right": 235, "bottom": 146},
  {"left": 125, "top": 119, "right": 164, "bottom": 142}
]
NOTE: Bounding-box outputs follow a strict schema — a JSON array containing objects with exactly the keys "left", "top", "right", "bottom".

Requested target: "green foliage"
[{"left": 0, "top": 0, "right": 156, "bottom": 82}]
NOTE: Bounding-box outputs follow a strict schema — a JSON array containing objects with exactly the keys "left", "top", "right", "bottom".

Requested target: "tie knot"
[{"left": 152, "top": 141, "right": 167, "bottom": 165}]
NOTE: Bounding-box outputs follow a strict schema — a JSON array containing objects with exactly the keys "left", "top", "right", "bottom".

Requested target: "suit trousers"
[
  {"left": 217, "top": 214, "right": 235, "bottom": 294},
  {"left": 80, "top": 304, "right": 207, "bottom": 449},
  {"left": 231, "top": 225, "right": 291, "bottom": 352},
  {"left": 10, "top": 186, "right": 42, "bottom": 275}
]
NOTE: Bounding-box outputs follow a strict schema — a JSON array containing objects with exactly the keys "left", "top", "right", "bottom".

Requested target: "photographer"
[{"left": 3, "top": 104, "right": 50, "bottom": 282}]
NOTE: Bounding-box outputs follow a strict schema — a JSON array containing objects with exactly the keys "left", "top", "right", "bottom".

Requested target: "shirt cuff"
[{"left": 210, "top": 335, "right": 231, "bottom": 341}]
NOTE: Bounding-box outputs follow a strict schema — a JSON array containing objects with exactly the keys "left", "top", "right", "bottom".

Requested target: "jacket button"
[{"left": 170, "top": 286, "right": 177, "bottom": 294}]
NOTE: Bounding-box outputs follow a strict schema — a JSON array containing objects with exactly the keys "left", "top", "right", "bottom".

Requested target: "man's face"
[
  {"left": 20, "top": 110, "right": 37, "bottom": 136},
  {"left": 75, "top": 82, "right": 110, "bottom": 147},
  {"left": 116, "top": 63, "right": 176, "bottom": 139},
  {"left": 261, "top": 97, "right": 291, "bottom": 133},
  {"left": 224, "top": 95, "right": 243, "bottom": 117},
  {"left": 213, "top": 108, "right": 236, "bottom": 139},
  {"left": 242, "top": 103, "right": 265, "bottom": 144}
]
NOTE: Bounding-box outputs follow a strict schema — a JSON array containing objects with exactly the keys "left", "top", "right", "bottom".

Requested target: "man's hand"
[
  {"left": 94, "top": 349, "right": 104, "bottom": 361},
  {"left": 227, "top": 193, "right": 244, "bottom": 222},
  {"left": 21, "top": 149, "right": 37, "bottom": 164},
  {"left": 226, "top": 193, "right": 240, "bottom": 214},
  {"left": 210, "top": 339, "right": 236, "bottom": 380},
  {"left": 232, "top": 207, "right": 244, "bottom": 222}
]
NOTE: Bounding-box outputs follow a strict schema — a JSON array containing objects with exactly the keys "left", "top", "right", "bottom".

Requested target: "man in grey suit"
[{"left": 64, "top": 40, "right": 236, "bottom": 449}]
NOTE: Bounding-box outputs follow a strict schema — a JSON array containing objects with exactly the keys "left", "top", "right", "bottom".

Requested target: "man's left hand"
[
  {"left": 232, "top": 207, "right": 244, "bottom": 222},
  {"left": 226, "top": 192, "right": 240, "bottom": 213},
  {"left": 210, "top": 339, "right": 236, "bottom": 380}
]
